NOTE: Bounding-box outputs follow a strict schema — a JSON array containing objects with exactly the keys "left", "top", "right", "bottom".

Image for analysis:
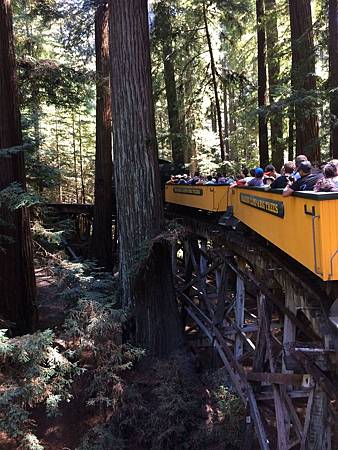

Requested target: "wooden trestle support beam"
[{"left": 169, "top": 216, "right": 338, "bottom": 450}]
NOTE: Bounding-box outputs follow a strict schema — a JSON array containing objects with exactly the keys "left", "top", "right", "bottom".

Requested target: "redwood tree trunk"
[
  {"left": 288, "top": 106, "right": 295, "bottom": 161},
  {"left": 78, "top": 115, "right": 86, "bottom": 204},
  {"left": 203, "top": 1, "right": 225, "bottom": 160},
  {"left": 256, "top": 0, "right": 269, "bottom": 168},
  {"left": 289, "top": 0, "right": 320, "bottom": 162},
  {"left": 329, "top": 0, "right": 338, "bottom": 158},
  {"left": 109, "top": 0, "right": 183, "bottom": 356},
  {"left": 72, "top": 113, "right": 79, "bottom": 203},
  {"left": 154, "top": 1, "right": 184, "bottom": 165},
  {"left": 223, "top": 82, "right": 230, "bottom": 158},
  {"left": 0, "top": 0, "right": 36, "bottom": 334},
  {"left": 265, "top": 0, "right": 284, "bottom": 170},
  {"left": 92, "top": 2, "right": 113, "bottom": 270},
  {"left": 229, "top": 84, "right": 237, "bottom": 161}
]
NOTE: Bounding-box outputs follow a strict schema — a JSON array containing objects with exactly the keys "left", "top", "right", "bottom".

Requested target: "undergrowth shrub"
[
  {"left": 0, "top": 259, "right": 142, "bottom": 449},
  {"left": 78, "top": 357, "right": 245, "bottom": 450},
  {"left": 0, "top": 182, "right": 39, "bottom": 252},
  {"left": 202, "top": 383, "right": 245, "bottom": 449},
  {"left": 0, "top": 329, "right": 80, "bottom": 448},
  {"left": 78, "top": 356, "right": 203, "bottom": 450}
]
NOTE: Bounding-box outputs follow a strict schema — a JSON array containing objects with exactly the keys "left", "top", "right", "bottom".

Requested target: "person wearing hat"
[
  {"left": 282, "top": 161, "right": 323, "bottom": 196},
  {"left": 291, "top": 154, "right": 308, "bottom": 181},
  {"left": 248, "top": 167, "right": 265, "bottom": 187}
]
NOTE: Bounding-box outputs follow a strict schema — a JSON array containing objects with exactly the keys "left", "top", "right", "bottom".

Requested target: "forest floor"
[{"left": 1, "top": 262, "right": 245, "bottom": 450}]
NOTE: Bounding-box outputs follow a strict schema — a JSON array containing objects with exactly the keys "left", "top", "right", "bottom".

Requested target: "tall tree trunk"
[
  {"left": 256, "top": 0, "right": 269, "bottom": 168},
  {"left": 229, "top": 84, "right": 237, "bottom": 160},
  {"left": 72, "top": 113, "right": 79, "bottom": 203},
  {"left": 265, "top": 0, "right": 284, "bottom": 170},
  {"left": 202, "top": 1, "right": 225, "bottom": 160},
  {"left": 155, "top": 1, "right": 184, "bottom": 165},
  {"left": 92, "top": 2, "right": 113, "bottom": 271},
  {"left": 109, "top": 0, "right": 183, "bottom": 356},
  {"left": 329, "top": 0, "right": 338, "bottom": 158},
  {"left": 0, "top": 0, "right": 36, "bottom": 334},
  {"left": 288, "top": 106, "right": 295, "bottom": 161},
  {"left": 289, "top": 0, "right": 320, "bottom": 162},
  {"left": 185, "top": 71, "right": 197, "bottom": 174},
  {"left": 55, "top": 118, "right": 62, "bottom": 202},
  {"left": 78, "top": 115, "right": 86, "bottom": 204},
  {"left": 210, "top": 101, "right": 217, "bottom": 133},
  {"left": 223, "top": 82, "right": 230, "bottom": 159}
]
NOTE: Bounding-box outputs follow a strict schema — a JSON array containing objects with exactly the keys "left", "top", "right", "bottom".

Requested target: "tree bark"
[
  {"left": 109, "top": 0, "right": 183, "bottom": 356},
  {"left": 210, "top": 101, "right": 217, "bottom": 133},
  {"left": 329, "top": 0, "right": 338, "bottom": 158},
  {"left": 92, "top": 2, "right": 113, "bottom": 271},
  {"left": 229, "top": 84, "right": 237, "bottom": 161},
  {"left": 223, "top": 82, "right": 230, "bottom": 159},
  {"left": 289, "top": 0, "right": 320, "bottom": 162},
  {"left": 154, "top": 1, "right": 184, "bottom": 165},
  {"left": 0, "top": 0, "right": 37, "bottom": 334},
  {"left": 256, "top": 0, "right": 269, "bottom": 168},
  {"left": 202, "top": 1, "right": 225, "bottom": 161},
  {"left": 55, "top": 118, "right": 62, "bottom": 202},
  {"left": 72, "top": 113, "right": 79, "bottom": 203},
  {"left": 78, "top": 115, "right": 86, "bottom": 204},
  {"left": 288, "top": 106, "right": 295, "bottom": 161},
  {"left": 265, "top": 0, "right": 284, "bottom": 170}
]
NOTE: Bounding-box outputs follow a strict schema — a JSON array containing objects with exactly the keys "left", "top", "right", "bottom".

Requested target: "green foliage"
[
  {"left": 0, "top": 257, "right": 145, "bottom": 448},
  {"left": 33, "top": 219, "right": 64, "bottom": 243},
  {"left": 0, "top": 182, "right": 40, "bottom": 210},
  {"left": 0, "top": 183, "right": 40, "bottom": 253},
  {"left": 11, "top": 0, "right": 96, "bottom": 203},
  {"left": 207, "top": 384, "right": 245, "bottom": 448},
  {"left": 78, "top": 356, "right": 245, "bottom": 450},
  {"left": 0, "top": 329, "right": 80, "bottom": 447}
]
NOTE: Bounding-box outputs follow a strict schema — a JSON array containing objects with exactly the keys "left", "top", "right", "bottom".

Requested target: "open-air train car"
[
  {"left": 165, "top": 184, "right": 338, "bottom": 281},
  {"left": 165, "top": 184, "right": 231, "bottom": 212}
]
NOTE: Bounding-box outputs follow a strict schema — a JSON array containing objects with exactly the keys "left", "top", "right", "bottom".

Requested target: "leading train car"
[
  {"left": 231, "top": 186, "right": 338, "bottom": 281},
  {"left": 165, "top": 184, "right": 231, "bottom": 212}
]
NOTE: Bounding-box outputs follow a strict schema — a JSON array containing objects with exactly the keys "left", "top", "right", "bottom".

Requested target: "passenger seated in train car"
[
  {"left": 291, "top": 154, "right": 308, "bottom": 180},
  {"left": 247, "top": 167, "right": 265, "bottom": 187},
  {"left": 177, "top": 174, "right": 189, "bottom": 184},
  {"left": 240, "top": 167, "right": 249, "bottom": 178},
  {"left": 314, "top": 163, "right": 338, "bottom": 192},
  {"left": 196, "top": 176, "right": 206, "bottom": 185},
  {"left": 330, "top": 159, "right": 338, "bottom": 172},
  {"left": 236, "top": 168, "right": 255, "bottom": 186},
  {"left": 270, "top": 161, "right": 295, "bottom": 189},
  {"left": 264, "top": 164, "right": 280, "bottom": 179},
  {"left": 282, "top": 161, "right": 323, "bottom": 196},
  {"left": 217, "top": 172, "right": 236, "bottom": 185},
  {"left": 204, "top": 175, "right": 215, "bottom": 185},
  {"left": 187, "top": 172, "right": 200, "bottom": 185},
  {"left": 166, "top": 175, "right": 175, "bottom": 184},
  {"left": 216, "top": 172, "right": 227, "bottom": 184},
  {"left": 263, "top": 176, "right": 275, "bottom": 186}
]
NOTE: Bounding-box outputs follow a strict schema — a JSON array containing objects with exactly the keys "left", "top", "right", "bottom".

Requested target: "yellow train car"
[
  {"left": 231, "top": 186, "right": 338, "bottom": 281},
  {"left": 165, "top": 184, "right": 230, "bottom": 212}
]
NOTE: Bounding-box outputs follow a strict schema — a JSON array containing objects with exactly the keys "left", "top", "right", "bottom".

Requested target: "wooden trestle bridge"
[
  {"left": 44, "top": 203, "right": 338, "bottom": 449},
  {"left": 168, "top": 211, "right": 338, "bottom": 450}
]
